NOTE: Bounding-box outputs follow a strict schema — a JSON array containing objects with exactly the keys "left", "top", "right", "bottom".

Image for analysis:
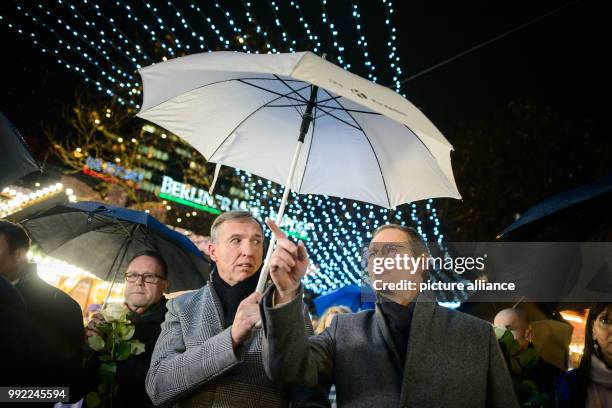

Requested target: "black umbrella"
[
  {"left": 21, "top": 202, "right": 209, "bottom": 293},
  {"left": 0, "top": 111, "right": 40, "bottom": 187},
  {"left": 500, "top": 172, "right": 612, "bottom": 241}
]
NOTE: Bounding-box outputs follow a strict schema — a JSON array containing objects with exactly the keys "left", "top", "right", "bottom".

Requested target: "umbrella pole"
[{"left": 256, "top": 85, "right": 319, "bottom": 293}]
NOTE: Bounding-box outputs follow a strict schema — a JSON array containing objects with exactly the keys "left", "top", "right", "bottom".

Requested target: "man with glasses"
[
  {"left": 145, "top": 211, "right": 327, "bottom": 408},
  {"left": 85, "top": 250, "right": 169, "bottom": 408},
  {"left": 261, "top": 221, "right": 519, "bottom": 408}
]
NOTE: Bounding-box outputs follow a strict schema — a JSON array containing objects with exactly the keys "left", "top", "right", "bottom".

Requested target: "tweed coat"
[
  {"left": 261, "top": 286, "right": 520, "bottom": 408},
  {"left": 146, "top": 276, "right": 328, "bottom": 408}
]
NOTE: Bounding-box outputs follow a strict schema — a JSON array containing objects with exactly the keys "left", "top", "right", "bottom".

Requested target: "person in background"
[
  {"left": 315, "top": 305, "right": 352, "bottom": 408},
  {"left": 0, "top": 220, "right": 85, "bottom": 405},
  {"left": 555, "top": 303, "right": 612, "bottom": 407},
  {"left": 315, "top": 306, "right": 351, "bottom": 335},
  {"left": 0, "top": 273, "right": 30, "bottom": 386},
  {"left": 494, "top": 307, "right": 564, "bottom": 401},
  {"left": 85, "top": 250, "right": 169, "bottom": 408}
]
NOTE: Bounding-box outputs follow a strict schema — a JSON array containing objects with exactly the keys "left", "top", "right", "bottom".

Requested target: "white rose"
[{"left": 101, "top": 302, "right": 127, "bottom": 323}]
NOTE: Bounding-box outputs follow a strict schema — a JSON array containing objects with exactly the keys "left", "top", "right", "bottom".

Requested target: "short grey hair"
[
  {"left": 210, "top": 211, "right": 263, "bottom": 242},
  {"left": 371, "top": 224, "right": 429, "bottom": 257}
]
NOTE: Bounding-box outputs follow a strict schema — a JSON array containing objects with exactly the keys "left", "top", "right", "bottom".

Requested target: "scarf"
[
  {"left": 586, "top": 354, "right": 612, "bottom": 408},
  {"left": 212, "top": 269, "right": 260, "bottom": 327}
]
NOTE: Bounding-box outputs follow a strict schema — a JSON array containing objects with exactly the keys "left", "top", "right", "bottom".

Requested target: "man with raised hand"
[
  {"left": 261, "top": 219, "right": 519, "bottom": 408},
  {"left": 145, "top": 210, "right": 328, "bottom": 408}
]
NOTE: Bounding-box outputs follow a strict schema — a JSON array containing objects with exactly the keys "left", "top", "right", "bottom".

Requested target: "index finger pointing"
[{"left": 266, "top": 218, "right": 287, "bottom": 240}]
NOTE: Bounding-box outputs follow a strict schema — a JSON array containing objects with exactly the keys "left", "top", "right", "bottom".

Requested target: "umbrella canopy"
[
  {"left": 0, "top": 111, "right": 40, "bottom": 187},
  {"left": 313, "top": 284, "right": 375, "bottom": 314},
  {"left": 500, "top": 172, "right": 612, "bottom": 241},
  {"left": 137, "top": 51, "right": 460, "bottom": 208},
  {"left": 21, "top": 202, "right": 209, "bottom": 292},
  {"left": 138, "top": 51, "right": 461, "bottom": 292}
]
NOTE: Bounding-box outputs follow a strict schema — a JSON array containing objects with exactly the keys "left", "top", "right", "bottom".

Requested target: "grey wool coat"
[
  {"left": 145, "top": 277, "right": 328, "bottom": 408},
  {"left": 261, "top": 286, "right": 520, "bottom": 408}
]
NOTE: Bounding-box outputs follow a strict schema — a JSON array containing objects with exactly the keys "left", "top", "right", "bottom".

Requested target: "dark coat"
[
  {"left": 0, "top": 275, "right": 30, "bottom": 385},
  {"left": 14, "top": 264, "right": 86, "bottom": 403},
  {"left": 262, "top": 287, "right": 519, "bottom": 408},
  {"left": 555, "top": 368, "right": 587, "bottom": 408},
  {"left": 84, "top": 300, "right": 168, "bottom": 408},
  {"left": 528, "top": 356, "right": 565, "bottom": 403},
  {"left": 117, "top": 300, "right": 168, "bottom": 408}
]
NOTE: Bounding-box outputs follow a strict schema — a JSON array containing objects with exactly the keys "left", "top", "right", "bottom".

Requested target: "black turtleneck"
[
  {"left": 378, "top": 298, "right": 416, "bottom": 365},
  {"left": 212, "top": 270, "right": 260, "bottom": 327}
]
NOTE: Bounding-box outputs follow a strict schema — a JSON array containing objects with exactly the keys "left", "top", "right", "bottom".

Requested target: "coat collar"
[
  {"left": 399, "top": 294, "right": 437, "bottom": 406},
  {"left": 373, "top": 293, "right": 436, "bottom": 379}
]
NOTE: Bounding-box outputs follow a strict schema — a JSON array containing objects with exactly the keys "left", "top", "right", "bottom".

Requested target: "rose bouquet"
[{"left": 85, "top": 302, "right": 145, "bottom": 408}]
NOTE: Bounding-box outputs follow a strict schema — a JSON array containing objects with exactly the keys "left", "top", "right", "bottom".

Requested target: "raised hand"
[{"left": 266, "top": 218, "right": 308, "bottom": 304}]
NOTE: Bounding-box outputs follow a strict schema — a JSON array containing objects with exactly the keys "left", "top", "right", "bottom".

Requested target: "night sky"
[{"left": 2, "top": 0, "right": 610, "bottom": 238}]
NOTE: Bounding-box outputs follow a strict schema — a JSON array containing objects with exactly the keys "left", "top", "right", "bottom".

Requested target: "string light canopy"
[{"left": 2, "top": 0, "right": 456, "bottom": 296}]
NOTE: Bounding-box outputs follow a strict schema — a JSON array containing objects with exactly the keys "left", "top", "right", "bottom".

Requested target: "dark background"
[{"left": 2, "top": 0, "right": 610, "bottom": 240}]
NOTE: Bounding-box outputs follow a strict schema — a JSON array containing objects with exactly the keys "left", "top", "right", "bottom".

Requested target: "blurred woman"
[
  {"left": 556, "top": 303, "right": 612, "bottom": 407},
  {"left": 315, "top": 305, "right": 351, "bottom": 334}
]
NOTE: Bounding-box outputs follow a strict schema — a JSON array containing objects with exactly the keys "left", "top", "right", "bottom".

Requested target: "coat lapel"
[{"left": 399, "top": 294, "right": 436, "bottom": 406}]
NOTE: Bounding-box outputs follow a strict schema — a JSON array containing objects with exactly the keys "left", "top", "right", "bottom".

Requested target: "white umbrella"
[{"left": 137, "top": 51, "right": 461, "bottom": 292}]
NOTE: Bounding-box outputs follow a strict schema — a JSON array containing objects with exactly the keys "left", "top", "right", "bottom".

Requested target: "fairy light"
[
  {"left": 288, "top": 0, "right": 320, "bottom": 53},
  {"left": 2, "top": 1, "right": 451, "bottom": 296},
  {"left": 54, "top": 0, "right": 144, "bottom": 71},
  {"left": 0, "top": 183, "right": 65, "bottom": 217},
  {"left": 381, "top": 0, "right": 403, "bottom": 93},
  {"left": 320, "top": 0, "right": 349, "bottom": 68},
  {"left": 138, "top": 1, "right": 181, "bottom": 56},
  {"left": 349, "top": 1, "right": 377, "bottom": 82},
  {"left": 266, "top": 0, "right": 294, "bottom": 52},
  {"left": 214, "top": 2, "right": 249, "bottom": 51},
  {"left": 75, "top": 0, "right": 152, "bottom": 64},
  {"left": 188, "top": 1, "right": 230, "bottom": 50}
]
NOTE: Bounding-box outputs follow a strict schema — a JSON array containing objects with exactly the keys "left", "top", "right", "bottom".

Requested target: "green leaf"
[
  {"left": 130, "top": 339, "right": 145, "bottom": 355},
  {"left": 98, "top": 362, "right": 117, "bottom": 383},
  {"left": 88, "top": 335, "right": 105, "bottom": 351},
  {"left": 493, "top": 325, "right": 507, "bottom": 340},
  {"left": 119, "top": 324, "right": 135, "bottom": 341},
  {"left": 117, "top": 342, "right": 131, "bottom": 361},
  {"left": 86, "top": 391, "right": 101, "bottom": 408},
  {"left": 98, "top": 354, "right": 112, "bottom": 362},
  {"left": 96, "top": 323, "right": 113, "bottom": 336},
  {"left": 97, "top": 383, "right": 107, "bottom": 395}
]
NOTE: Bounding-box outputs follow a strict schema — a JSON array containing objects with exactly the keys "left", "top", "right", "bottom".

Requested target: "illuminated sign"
[
  {"left": 159, "top": 176, "right": 312, "bottom": 240},
  {"left": 84, "top": 157, "right": 144, "bottom": 183}
]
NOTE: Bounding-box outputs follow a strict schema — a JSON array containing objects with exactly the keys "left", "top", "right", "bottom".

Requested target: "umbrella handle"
[{"left": 256, "top": 139, "right": 305, "bottom": 293}]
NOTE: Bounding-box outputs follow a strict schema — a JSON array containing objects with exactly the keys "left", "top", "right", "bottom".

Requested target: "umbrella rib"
[
  {"left": 329, "top": 95, "right": 392, "bottom": 208},
  {"left": 265, "top": 104, "right": 308, "bottom": 108},
  {"left": 207, "top": 83, "right": 312, "bottom": 162},
  {"left": 237, "top": 79, "right": 308, "bottom": 117},
  {"left": 236, "top": 79, "right": 308, "bottom": 105},
  {"left": 273, "top": 74, "right": 310, "bottom": 103},
  {"left": 316, "top": 105, "right": 382, "bottom": 115},
  {"left": 312, "top": 105, "right": 363, "bottom": 131},
  {"left": 316, "top": 95, "right": 343, "bottom": 104}
]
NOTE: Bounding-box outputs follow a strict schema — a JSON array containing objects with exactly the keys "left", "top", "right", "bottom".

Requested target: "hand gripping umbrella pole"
[{"left": 255, "top": 84, "right": 319, "bottom": 293}]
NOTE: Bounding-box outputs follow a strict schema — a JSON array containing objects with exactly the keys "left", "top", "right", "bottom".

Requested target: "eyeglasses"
[
  {"left": 364, "top": 243, "right": 413, "bottom": 261},
  {"left": 124, "top": 272, "right": 166, "bottom": 284}
]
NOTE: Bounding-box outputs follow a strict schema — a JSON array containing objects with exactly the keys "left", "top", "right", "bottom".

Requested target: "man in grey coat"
[
  {"left": 146, "top": 211, "right": 327, "bottom": 408},
  {"left": 261, "top": 220, "right": 519, "bottom": 408}
]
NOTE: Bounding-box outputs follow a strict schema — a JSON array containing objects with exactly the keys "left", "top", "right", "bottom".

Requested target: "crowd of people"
[{"left": 1, "top": 213, "right": 611, "bottom": 407}]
